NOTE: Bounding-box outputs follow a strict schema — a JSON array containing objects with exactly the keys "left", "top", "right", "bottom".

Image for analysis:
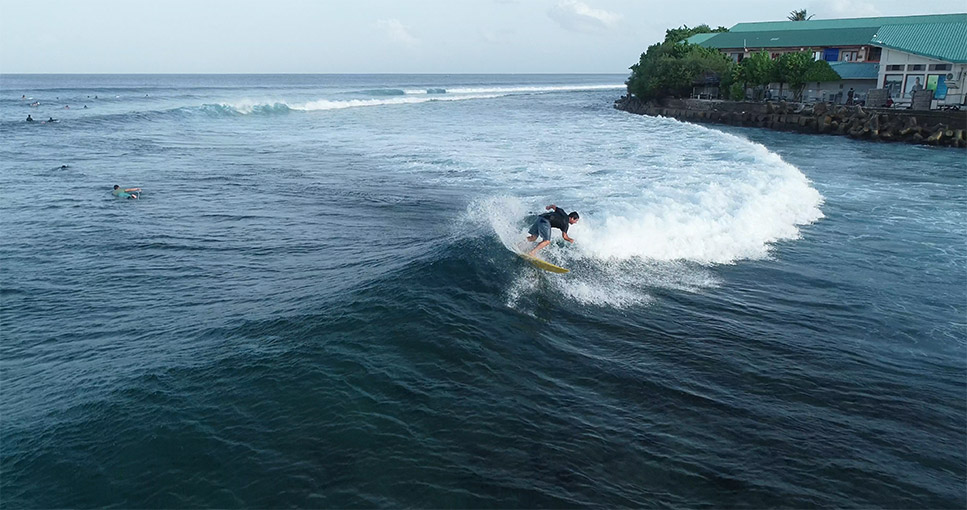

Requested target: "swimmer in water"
[{"left": 112, "top": 185, "right": 142, "bottom": 199}]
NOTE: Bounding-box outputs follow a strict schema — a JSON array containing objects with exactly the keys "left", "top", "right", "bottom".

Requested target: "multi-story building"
[{"left": 688, "top": 13, "right": 966, "bottom": 107}]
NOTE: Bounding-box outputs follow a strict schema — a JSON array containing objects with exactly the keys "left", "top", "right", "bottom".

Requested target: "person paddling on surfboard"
[
  {"left": 112, "top": 184, "right": 141, "bottom": 199},
  {"left": 526, "top": 204, "right": 579, "bottom": 256}
]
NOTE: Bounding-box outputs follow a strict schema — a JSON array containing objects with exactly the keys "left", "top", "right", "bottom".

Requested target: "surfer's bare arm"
[
  {"left": 546, "top": 204, "right": 556, "bottom": 211},
  {"left": 124, "top": 188, "right": 141, "bottom": 192},
  {"left": 563, "top": 232, "right": 575, "bottom": 243}
]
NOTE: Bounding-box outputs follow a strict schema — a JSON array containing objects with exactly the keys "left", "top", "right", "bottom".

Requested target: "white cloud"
[
  {"left": 375, "top": 19, "right": 419, "bottom": 46},
  {"left": 548, "top": 0, "right": 621, "bottom": 34}
]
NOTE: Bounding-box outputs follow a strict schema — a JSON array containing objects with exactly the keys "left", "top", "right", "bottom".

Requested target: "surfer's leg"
[
  {"left": 529, "top": 219, "right": 552, "bottom": 255},
  {"left": 528, "top": 240, "right": 550, "bottom": 256},
  {"left": 527, "top": 220, "right": 540, "bottom": 242}
]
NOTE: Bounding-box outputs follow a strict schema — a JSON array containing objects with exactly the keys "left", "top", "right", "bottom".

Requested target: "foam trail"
[{"left": 469, "top": 124, "right": 824, "bottom": 309}]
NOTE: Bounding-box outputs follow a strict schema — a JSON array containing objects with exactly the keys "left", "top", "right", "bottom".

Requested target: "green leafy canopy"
[{"left": 626, "top": 24, "right": 732, "bottom": 103}]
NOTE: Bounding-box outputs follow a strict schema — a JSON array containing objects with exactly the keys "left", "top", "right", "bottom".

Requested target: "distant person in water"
[
  {"left": 47, "top": 117, "right": 56, "bottom": 122},
  {"left": 112, "top": 185, "right": 141, "bottom": 199},
  {"left": 26, "top": 115, "right": 33, "bottom": 122},
  {"left": 525, "top": 203, "right": 579, "bottom": 256}
]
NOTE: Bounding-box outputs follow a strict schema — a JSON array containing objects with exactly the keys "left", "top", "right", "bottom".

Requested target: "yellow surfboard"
[{"left": 517, "top": 252, "right": 570, "bottom": 273}]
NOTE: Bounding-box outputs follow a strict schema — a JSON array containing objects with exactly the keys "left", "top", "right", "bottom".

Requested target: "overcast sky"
[{"left": 1, "top": 0, "right": 963, "bottom": 74}]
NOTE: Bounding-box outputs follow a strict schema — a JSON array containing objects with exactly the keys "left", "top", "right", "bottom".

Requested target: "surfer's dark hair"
[{"left": 569, "top": 211, "right": 580, "bottom": 220}]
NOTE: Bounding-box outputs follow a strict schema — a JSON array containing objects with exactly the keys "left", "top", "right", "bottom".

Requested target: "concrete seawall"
[{"left": 614, "top": 96, "right": 967, "bottom": 148}]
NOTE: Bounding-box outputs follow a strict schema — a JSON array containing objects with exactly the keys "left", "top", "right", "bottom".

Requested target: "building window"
[
  {"left": 771, "top": 52, "right": 781, "bottom": 59},
  {"left": 926, "top": 74, "right": 949, "bottom": 99},
  {"left": 884, "top": 74, "right": 903, "bottom": 98},
  {"left": 886, "top": 64, "right": 904, "bottom": 71},
  {"left": 867, "top": 47, "right": 882, "bottom": 62},
  {"left": 812, "top": 51, "right": 822, "bottom": 61},
  {"left": 928, "top": 64, "right": 952, "bottom": 71},
  {"left": 904, "top": 75, "right": 925, "bottom": 97},
  {"left": 840, "top": 51, "right": 858, "bottom": 62},
  {"left": 907, "top": 64, "right": 925, "bottom": 71},
  {"left": 730, "top": 52, "right": 743, "bottom": 62}
]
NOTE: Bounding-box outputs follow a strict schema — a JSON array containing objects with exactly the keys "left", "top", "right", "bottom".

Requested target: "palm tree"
[{"left": 788, "top": 9, "right": 814, "bottom": 21}]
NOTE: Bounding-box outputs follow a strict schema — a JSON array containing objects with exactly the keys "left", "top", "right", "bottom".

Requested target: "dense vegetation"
[
  {"left": 626, "top": 24, "right": 841, "bottom": 103},
  {"left": 626, "top": 25, "right": 731, "bottom": 102}
]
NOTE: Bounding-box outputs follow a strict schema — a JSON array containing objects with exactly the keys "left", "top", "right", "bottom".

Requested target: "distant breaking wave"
[
  {"left": 355, "top": 84, "right": 621, "bottom": 96},
  {"left": 44, "top": 83, "right": 626, "bottom": 125},
  {"left": 221, "top": 83, "right": 623, "bottom": 114},
  {"left": 445, "top": 84, "right": 623, "bottom": 94}
]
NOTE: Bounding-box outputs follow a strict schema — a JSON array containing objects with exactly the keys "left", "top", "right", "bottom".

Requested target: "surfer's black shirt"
[{"left": 540, "top": 207, "right": 570, "bottom": 233}]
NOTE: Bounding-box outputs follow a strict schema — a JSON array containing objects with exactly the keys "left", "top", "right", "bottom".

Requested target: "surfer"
[
  {"left": 112, "top": 185, "right": 141, "bottom": 199},
  {"left": 526, "top": 204, "right": 579, "bottom": 256},
  {"left": 26, "top": 115, "right": 34, "bottom": 122}
]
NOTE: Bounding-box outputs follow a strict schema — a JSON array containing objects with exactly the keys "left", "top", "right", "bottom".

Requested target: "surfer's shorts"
[{"left": 529, "top": 217, "right": 551, "bottom": 241}]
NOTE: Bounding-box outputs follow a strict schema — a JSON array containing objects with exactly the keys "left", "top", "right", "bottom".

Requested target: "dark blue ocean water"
[{"left": 1, "top": 74, "right": 964, "bottom": 508}]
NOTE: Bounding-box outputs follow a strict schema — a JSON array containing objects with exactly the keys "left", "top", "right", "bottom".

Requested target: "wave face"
[
  {"left": 2, "top": 78, "right": 626, "bottom": 125},
  {"left": 1, "top": 74, "right": 964, "bottom": 509}
]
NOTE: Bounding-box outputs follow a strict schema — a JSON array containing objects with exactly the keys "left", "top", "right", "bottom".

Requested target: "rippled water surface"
[{"left": 1, "top": 74, "right": 965, "bottom": 508}]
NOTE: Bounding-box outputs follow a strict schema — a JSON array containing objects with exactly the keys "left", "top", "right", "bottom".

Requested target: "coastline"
[{"left": 614, "top": 95, "right": 967, "bottom": 148}]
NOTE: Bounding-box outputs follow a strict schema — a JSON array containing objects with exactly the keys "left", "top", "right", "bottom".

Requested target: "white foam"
[
  {"left": 215, "top": 83, "right": 623, "bottom": 114},
  {"left": 293, "top": 94, "right": 504, "bottom": 111},
  {"left": 219, "top": 93, "right": 511, "bottom": 114},
  {"left": 466, "top": 121, "right": 824, "bottom": 310}
]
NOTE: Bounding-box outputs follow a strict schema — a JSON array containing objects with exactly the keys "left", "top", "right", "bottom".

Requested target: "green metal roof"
[
  {"left": 828, "top": 62, "right": 880, "bottom": 79},
  {"left": 692, "top": 13, "right": 967, "bottom": 63},
  {"left": 697, "top": 27, "right": 879, "bottom": 49},
  {"left": 871, "top": 22, "right": 967, "bottom": 62},
  {"left": 728, "top": 13, "right": 966, "bottom": 32},
  {"left": 685, "top": 33, "right": 718, "bottom": 45}
]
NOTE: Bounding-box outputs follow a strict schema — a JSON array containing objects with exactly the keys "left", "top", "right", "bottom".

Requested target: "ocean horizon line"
[{"left": 1, "top": 71, "right": 628, "bottom": 77}]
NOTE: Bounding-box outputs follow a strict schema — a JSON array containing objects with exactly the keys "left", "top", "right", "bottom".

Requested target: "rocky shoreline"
[{"left": 614, "top": 95, "right": 967, "bottom": 148}]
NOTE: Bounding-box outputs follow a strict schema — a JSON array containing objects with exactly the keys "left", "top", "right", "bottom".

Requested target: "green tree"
[
  {"left": 663, "top": 24, "right": 729, "bottom": 44},
  {"left": 776, "top": 52, "right": 840, "bottom": 101},
  {"left": 787, "top": 9, "right": 814, "bottom": 21},
  {"left": 729, "top": 83, "right": 746, "bottom": 101},
  {"left": 626, "top": 41, "right": 733, "bottom": 102},
  {"left": 739, "top": 51, "right": 776, "bottom": 100}
]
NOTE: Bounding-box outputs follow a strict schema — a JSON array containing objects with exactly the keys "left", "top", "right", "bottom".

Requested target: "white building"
[{"left": 691, "top": 13, "right": 967, "bottom": 107}]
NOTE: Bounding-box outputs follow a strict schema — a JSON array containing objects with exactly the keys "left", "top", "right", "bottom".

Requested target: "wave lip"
[{"left": 360, "top": 89, "right": 408, "bottom": 96}]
